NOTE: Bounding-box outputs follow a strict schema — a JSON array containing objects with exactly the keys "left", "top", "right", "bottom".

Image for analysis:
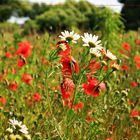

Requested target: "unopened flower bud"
[
  {"left": 121, "top": 98, "right": 126, "bottom": 102},
  {"left": 117, "top": 59, "right": 121, "bottom": 64},
  {"left": 23, "top": 134, "right": 31, "bottom": 140},
  {"left": 15, "top": 135, "right": 22, "bottom": 140},
  {"left": 59, "top": 44, "right": 67, "bottom": 51},
  {"left": 112, "top": 63, "right": 120, "bottom": 71},
  {"left": 115, "top": 91, "right": 120, "bottom": 94},
  {"left": 116, "top": 79, "right": 120, "bottom": 84},
  {"left": 121, "top": 90, "right": 128, "bottom": 96},
  {"left": 101, "top": 60, "right": 107, "bottom": 66},
  {"left": 6, "top": 128, "right": 13, "bottom": 134},
  {"left": 9, "top": 134, "right": 16, "bottom": 140}
]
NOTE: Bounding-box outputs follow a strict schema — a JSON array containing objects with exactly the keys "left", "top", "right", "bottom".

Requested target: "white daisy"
[
  {"left": 82, "top": 33, "right": 102, "bottom": 48},
  {"left": 90, "top": 48, "right": 102, "bottom": 57},
  {"left": 9, "top": 118, "right": 29, "bottom": 134},
  {"left": 59, "top": 30, "right": 80, "bottom": 43},
  {"left": 105, "top": 50, "right": 117, "bottom": 60},
  {"left": 9, "top": 118, "right": 22, "bottom": 129},
  {"left": 19, "top": 124, "right": 29, "bottom": 134}
]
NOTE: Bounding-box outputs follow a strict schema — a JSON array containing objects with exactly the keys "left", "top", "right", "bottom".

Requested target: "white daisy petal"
[
  {"left": 90, "top": 48, "right": 102, "bottom": 57},
  {"left": 59, "top": 30, "right": 80, "bottom": 43},
  {"left": 82, "top": 33, "right": 102, "bottom": 48},
  {"left": 8, "top": 118, "right": 29, "bottom": 135},
  {"left": 105, "top": 50, "right": 117, "bottom": 60}
]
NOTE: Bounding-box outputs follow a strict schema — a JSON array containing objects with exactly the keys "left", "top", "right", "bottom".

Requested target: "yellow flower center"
[
  {"left": 66, "top": 36, "right": 73, "bottom": 42},
  {"left": 88, "top": 42, "right": 96, "bottom": 48}
]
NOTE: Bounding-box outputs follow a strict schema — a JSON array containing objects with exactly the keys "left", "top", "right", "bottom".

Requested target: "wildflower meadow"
[{"left": 0, "top": 29, "right": 140, "bottom": 140}]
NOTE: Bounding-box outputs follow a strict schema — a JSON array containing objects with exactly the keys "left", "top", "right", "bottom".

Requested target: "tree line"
[{"left": 0, "top": 0, "right": 139, "bottom": 33}]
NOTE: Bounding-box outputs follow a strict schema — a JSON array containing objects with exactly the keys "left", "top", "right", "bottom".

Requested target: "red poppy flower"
[
  {"left": 63, "top": 100, "right": 73, "bottom": 109},
  {"left": 106, "top": 138, "right": 113, "bottom": 140},
  {"left": 134, "top": 56, "right": 140, "bottom": 63},
  {"left": 136, "top": 40, "right": 140, "bottom": 45},
  {"left": 16, "top": 41, "right": 32, "bottom": 58},
  {"left": 99, "top": 82, "right": 106, "bottom": 91},
  {"left": 41, "top": 57, "right": 48, "bottom": 65},
  {"left": 60, "top": 78, "right": 75, "bottom": 100},
  {"left": 83, "top": 75, "right": 100, "bottom": 97},
  {"left": 128, "top": 101, "right": 133, "bottom": 106},
  {"left": 119, "top": 49, "right": 125, "bottom": 54},
  {"left": 73, "top": 101, "right": 84, "bottom": 111},
  {"left": 122, "top": 42, "right": 131, "bottom": 51},
  {"left": 71, "top": 57, "right": 79, "bottom": 74},
  {"left": 8, "top": 82, "right": 18, "bottom": 91},
  {"left": 0, "top": 97, "right": 6, "bottom": 105},
  {"left": 88, "top": 60, "right": 101, "bottom": 73},
  {"left": 33, "top": 93, "right": 41, "bottom": 102},
  {"left": 131, "top": 81, "right": 137, "bottom": 87},
  {"left": 11, "top": 67, "right": 16, "bottom": 74},
  {"left": 86, "top": 117, "right": 96, "bottom": 122},
  {"left": 131, "top": 110, "right": 139, "bottom": 118},
  {"left": 5, "top": 52, "right": 12, "bottom": 58},
  {"left": 22, "top": 74, "right": 33, "bottom": 85},
  {"left": 60, "top": 56, "right": 79, "bottom": 77},
  {"left": 136, "top": 62, "right": 140, "bottom": 69},
  {"left": 86, "top": 112, "right": 96, "bottom": 122},
  {"left": 121, "top": 64, "right": 129, "bottom": 71},
  {"left": 17, "top": 59, "right": 26, "bottom": 68},
  {"left": 60, "top": 55, "right": 72, "bottom": 77}
]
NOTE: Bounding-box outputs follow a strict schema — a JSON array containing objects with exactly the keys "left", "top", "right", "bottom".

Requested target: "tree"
[
  {"left": 118, "top": 0, "right": 140, "bottom": 30},
  {"left": 0, "top": 0, "right": 31, "bottom": 22}
]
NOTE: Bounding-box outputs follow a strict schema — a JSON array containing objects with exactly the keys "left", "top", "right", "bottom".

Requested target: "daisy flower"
[
  {"left": 9, "top": 118, "right": 22, "bottom": 129},
  {"left": 19, "top": 124, "right": 29, "bottom": 134},
  {"left": 82, "top": 33, "right": 102, "bottom": 48},
  {"left": 9, "top": 118, "right": 29, "bottom": 134},
  {"left": 90, "top": 48, "right": 102, "bottom": 57},
  {"left": 105, "top": 50, "right": 117, "bottom": 60},
  {"left": 59, "top": 30, "right": 80, "bottom": 43}
]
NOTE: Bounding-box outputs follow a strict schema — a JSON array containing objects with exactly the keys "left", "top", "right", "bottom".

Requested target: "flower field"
[{"left": 0, "top": 30, "right": 140, "bottom": 140}]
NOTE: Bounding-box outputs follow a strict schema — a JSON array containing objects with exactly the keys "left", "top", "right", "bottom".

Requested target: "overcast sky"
[{"left": 29, "top": 0, "right": 123, "bottom": 12}]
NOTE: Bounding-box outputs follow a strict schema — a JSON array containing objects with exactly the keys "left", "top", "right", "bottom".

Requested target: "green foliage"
[
  {"left": 27, "top": 0, "right": 123, "bottom": 34},
  {"left": 28, "top": 3, "right": 50, "bottom": 19},
  {"left": 97, "top": 8, "right": 124, "bottom": 50},
  {"left": 0, "top": 0, "right": 14, "bottom": 4},
  {"left": 0, "top": 5, "right": 12, "bottom": 22},
  {"left": 36, "top": 8, "right": 69, "bottom": 32},
  {"left": 22, "top": 19, "right": 39, "bottom": 35},
  {"left": 0, "top": 22, "right": 20, "bottom": 33},
  {"left": 75, "top": 1, "right": 98, "bottom": 30},
  {"left": 0, "top": 0, "right": 32, "bottom": 22},
  {"left": 35, "top": 1, "right": 88, "bottom": 32}
]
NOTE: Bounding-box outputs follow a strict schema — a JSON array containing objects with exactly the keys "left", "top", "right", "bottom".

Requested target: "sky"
[{"left": 29, "top": 0, "right": 123, "bottom": 12}]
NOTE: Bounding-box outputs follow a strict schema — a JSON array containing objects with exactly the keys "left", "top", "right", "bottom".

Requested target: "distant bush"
[
  {"left": 22, "top": 0, "right": 124, "bottom": 36},
  {"left": 0, "top": 5, "right": 12, "bottom": 22},
  {"left": 0, "top": 22, "right": 20, "bottom": 33},
  {"left": 22, "top": 19, "right": 39, "bottom": 35},
  {"left": 28, "top": 3, "right": 50, "bottom": 19},
  {"left": 31, "top": 1, "right": 97, "bottom": 33}
]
